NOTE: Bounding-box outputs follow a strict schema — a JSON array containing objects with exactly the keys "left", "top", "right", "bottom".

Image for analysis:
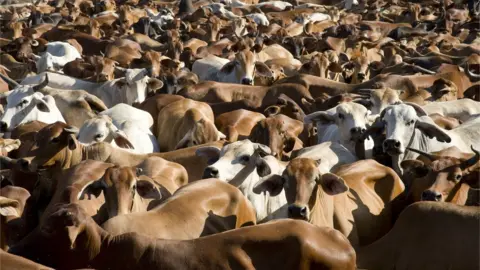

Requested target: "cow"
[
  {"left": 422, "top": 99, "right": 480, "bottom": 122},
  {"left": 215, "top": 109, "right": 265, "bottom": 142},
  {"left": 379, "top": 103, "right": 480, "bottom": 174},
  {"left": 304, "top": 101, "right": 375, "bottom": 158},
  {"left": 101, "top": 178, "right": 255, "bottom": 238},
  {"left": 0, "top": 138, "right": 21, "bottom": 156},
  {"left": 0, "top": 250, "right": 53, "bottom": 270},
  {"left": 156, "top": 99, "right": 226, "bottom": 151},
  {"left": 357, "top": 202, "right": 480, "bottom": 270},
  {"left": 10, "top": 203, "right": 356, "bottom": 270},
  {"left": 400, "top": 146, "right": 479, "bottom": 203},
  {"left": 32, "top": 41, "right": 81, "bottom": 73},
  {"left": 78, "top": 104, "right": 159, "bottom": 154},
  {"left": 0, "top": 186, "right": 30, "bottom": 250},
  {"left": 0, "top": 78, "right": 65, "bottom": 133},
  {"left": 192, "top": 49, "right": 272, "bottom": 85},
  {"left": 253, "top": 158, "right": 404, "bottom": 247},
  {"left": 197, "top": 139, "right": 287, "bottom": 221},
  {"left": 20, "top": 70, "right": 164, "bottom": 107}
]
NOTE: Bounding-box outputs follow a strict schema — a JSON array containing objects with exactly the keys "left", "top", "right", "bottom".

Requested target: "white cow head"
[
  {"left": 196, "top": 139, "right": 273, "bottom": 181},
  {"left": 381, "top": 103, "right": 452, "bottom": 156},
  {"left": 0, "top": 75, "right": 65, "bottom": 132},
  {"left": 77, "top": 115, "right": 134, "bottom": 149},
  {"left": 34, "top": 52, "right": 60, "bottom": 73},
  {"left": 112, "top": 68, "right": 163, "bottom": 105},
  {"left": 304, "top": 101, "right": 372, "bottom": 143}
]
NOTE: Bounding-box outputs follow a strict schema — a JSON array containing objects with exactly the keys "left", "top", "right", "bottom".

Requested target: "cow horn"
[
  {"left": 460, "top": 146, "right": 480, "bottom": 170},
  {"left": 63, "top": 126, "right": 79, "bottom": 134},
  {"left": 466, "top": 63, "right": 480, "bottom": 79},
  {"left": 0, "top": 73, "right": 19, "bottom": 89},
  {"left": 32, "top": 74, "right": 49, "bottom": 92},
  {"left": 406, "top": 147, "right": 436, "bottom": 161},
  {"left": 411, "top": 64, "right": 436, "bottom": 75}
]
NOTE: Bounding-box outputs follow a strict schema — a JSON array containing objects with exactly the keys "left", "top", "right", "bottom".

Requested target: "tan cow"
[
  {"left": 357, "top": 202, "right": 480, "bottom": 270},
  {"left": 0, "top": 186, "right": 30, "bottom": 250},
  {"left": 15, "top": 203, "right": 356, "bottom": 270},
  {"left": 102, "top": 178, "right": 255, "bottom": 239},
  {"left": 0, "top": 249, "right": 53, "bottom": 270},
  {"left": 215, "top": 109, "right": 265, "bottom": 142},
  {"left": 156, "top": 99, "right": 226, "bottom": 151},
  {"left": 254, "top": 158, "right": 404, "bottom": 247}
]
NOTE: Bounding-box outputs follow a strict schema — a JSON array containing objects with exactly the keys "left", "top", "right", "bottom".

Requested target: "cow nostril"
[
  {"left": 299, "top": 207, "right": 307, "bottom": 217},
  {"left": 0, "top": 122, "right": 8, "bottom": 132},
  {"left": 394, "top": 141, "right": 401, "bottom": 148},
  {"left": 361, "top": 128, "right": 366, "bottom": 133},
  {"left": 435, "top": 194, "right": 442, "bottom": 201},
  {"left": 358, "top": 73, "right": 366, "bottom": 79}
]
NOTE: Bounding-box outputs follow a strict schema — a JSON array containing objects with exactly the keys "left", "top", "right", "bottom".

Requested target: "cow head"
[
  {"left": 252, "top": 158, "right": 347, "bottom": 221},
  {"left": 264, "top": 94, "right": 306, "bottom": 121},
  {"left": 19, "top": 122, "right": 80, "bottom": 171},
  {"left": 175, "top": 109, "right": 226, "bottom": 149},
  {"left": 91, "top": 56, "right": 117, "bottom": 82},
  {"left": 112, "top": 68, "right": 163, "bottom": 105},
  {"left": 221, "top": 49, "right": 270, "bottom": 85},
  {"left": 401, "top": 146, "right": 479, "bottom": 202},
  {"left": 4, "top": 37, "right": 48, "bottom": 61},
  {"left": 197, "top": 140, "right": 274, "bottom": 181},
  {"left": 304, "top": 102, "right": 371, "bottom": 143},
  {"left": 0, "top": 75, "right": 66, "bottom": 132},
  {"left": 248, "top": 117, "right": 298, "bottom": 160},
  {"left": 361, "top": 88, "right": 401, "bottom": 115},
  {"left": 79, "top": 166, "right": 161, "bottom": 217},
  {"left": 77, "top": 115, "right": 134, "bottom": 149},
  {"left": 381, "top": 103, "right": 451, "bottom": 156},
  {"left": 429, "top": 78, "right": 458, "bottom": 102}
]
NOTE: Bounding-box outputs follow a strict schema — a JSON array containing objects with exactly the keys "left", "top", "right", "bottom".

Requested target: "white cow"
[
  {"left": 77, "top": 104, "right": 159, "bottom": 154},
  {"left": 196, "top": 140, "right": 287, "bottom": 222},
  {"left": 246, "top": 13, "right": 269, "bottom": 26},
  {"left": 192, "top": 50, "right": 271, "bottom": 85},
  {"left": 0, "top": 79, "right": 65, "bottom": 132},
  {"left": 32, "top": 42, "right": 81, "bottom": 73},
  {"left": 422, "top": 99, "right": 480, "bottom": 122},
  {"left": 20, "top": 69, "right": 163, "bottom": 107},
  {"left": 304, "top": 102, "right": 375, "bottom": 158},
  {"left": 380, "top": 103, "right": 480, "bottom": 174}
]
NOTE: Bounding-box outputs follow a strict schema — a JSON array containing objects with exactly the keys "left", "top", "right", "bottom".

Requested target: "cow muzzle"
[
  {"left": 383, "top": 139, "right": 403, "bottom": 155},
  {"left": 241, "top": 78, "right": 253, "bottom": 85},
  {"left": 421, "top": 190, "right": 442, "bottom": 201},
  {"left": 350, "top": 127, "right": 366, "bottom": 141},
  {"left": 288, "top": 204, "right": 308, "bottom": 220},
  {"left": 203, "top": 166, "right": 219, "bottom": 179}
]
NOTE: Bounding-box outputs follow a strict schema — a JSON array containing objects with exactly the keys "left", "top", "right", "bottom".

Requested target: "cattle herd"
[{"left": 0, "top": 0, "right": 480, "bottom": 268}]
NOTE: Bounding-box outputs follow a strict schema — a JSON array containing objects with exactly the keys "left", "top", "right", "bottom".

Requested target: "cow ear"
[
  {"left": 78, "top": 180, "right": 105, "bottom": 200},
  {"left": 220, "top": 61, "right": 236, "bottom": 74},
  {"left": 318, "top": 173, "right": 348, "bottom": 196},
  {"left": 416, "top": 118, "right": 452, "bottom": 143},
  {"left": 217, "top": 131, "right": 226, "bottom": 140},
  {"left": 284, "top": 135, "right": 296, "bottom": 153},
  {"left": 400, "top": 159, "right": 429, "bottom": 178},
  {"left": 0, "top": 197, "right": 19, "bottom": 217},
  {"left": 264, "top": 105, "right": 281, "bottom": 116},
  {"left": 34, "top": 96, "right": 50, "bottom": 113},
  {"left": 136, "top": 179, "right": 161, "bottom": 199},
  {"left": 114, "top": 79, "right": 127, "bottom": 88},
  {"left": 253, "top": 174, "right": 285, "bottom": 196},
  {"left": 328, "top": 62, "right": 343, "bottom": 73},
  {"left": 255, "top": 157, "right": 271, "bottom": 177},
  {"left": 112, "top": 131, "right": 135, "bottom": 149},
  {"left": 195, "top": 146, "right": 221, "bottom": 162},
  {"left": 304, "top": 111, "right": 335, "bottom": 124},
  {"left": 148, "top": 78, "right": 164, "bottom": 93},
  {"left": 255, "top": 62, "right": 273, "bottom": 77}
]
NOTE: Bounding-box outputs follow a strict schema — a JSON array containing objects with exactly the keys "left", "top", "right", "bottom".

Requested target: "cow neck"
[{"left": 308, "top": 185, "right": 335, "bottom": 228}]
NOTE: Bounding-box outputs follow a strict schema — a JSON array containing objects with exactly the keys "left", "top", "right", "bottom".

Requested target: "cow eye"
[
  {"left": 17, "top": 99, "right": 28, "bottom": 108},
  {"left": 455, "top": 174, "right": 462, "bottom": 181},
  {"left": 51, "top": 137, "right": 60, "bottom": 143},
  {"left": 240, "top": 155, "right": 250, "bottom": 163},
  {"left": 192, "top": 140, "right": 197, "bottom": 145},
  {"left": 406, "top": 120, "right": 415, "bottom": 126},
  {"left": 94, "top": 134, "right": 103, "bottom": 140},
  {"left": 338, "top": 113, "right": 344, "bottom": 119}
]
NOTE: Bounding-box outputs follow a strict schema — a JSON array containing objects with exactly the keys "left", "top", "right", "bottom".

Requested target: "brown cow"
[
  {"left": 215, "top": 109, "right": 265, "bottom": 142},
  {"left": 254, "top": 158, "right": 404, "bottom": 247},
  {"left": 401, "top": 146, "right": 479, "bottom": 203},
  {"left": 12, "top": 203, "right": 356, "bottom": 270},
  {"left": 101, "top": 178, "right": 255, "bottom": 239},
  {"left": 0, "top": 186, "right": 30, "bottom": 250},
  {"left": 357, "top": 202, "right": 480, "bottom": 270},
  {"left": 0, "top": 249, "right": 53, "bottom": 270},
  {"left": 156, "top": 99, "right": 226, "bottom": 151}
]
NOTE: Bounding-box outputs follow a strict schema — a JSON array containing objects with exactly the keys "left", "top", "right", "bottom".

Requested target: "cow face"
[
  {"left": 248, "top": 117, "right": 297, "bottom": 160},
  {"left": 19, "top": 122, "right": 79, "bottom": 172},
  {"left": 252, "top": 158, "right": 348, "bottom": 221},
  {"left": 92, "top": 57, "right": 117, "bottom": 82},
  {"left": 0, "top": 78, "right": 65, "bottom": 132},
  {"left": 221, "top": 49, "right": 257, "bottom": 85},
  {"left": 304, "top": 102, "right": 371, "bottom": 143},
  {"left": 368, "top": 88, "right": 401, "bottom": 115},
  {"left": 175, "top": 112, "right": 226, "bottom": 150},
  {"left": 198, "top": 140, "right": 272, "bottom": 181},
  {"left": 113, "top": 69, "right": 163, "bottom": 105},
  {"left": 381, "top": 104, "right": 452, "bottom": 156},
  {"left": 79, "top": 167, "right": 161, "bottom": 218},
  {"left": 401, "top": 147, "right": 479, "bottom": 202},
  {"left": 77, "top": 115, "right": 134, "bottom": 149}
]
